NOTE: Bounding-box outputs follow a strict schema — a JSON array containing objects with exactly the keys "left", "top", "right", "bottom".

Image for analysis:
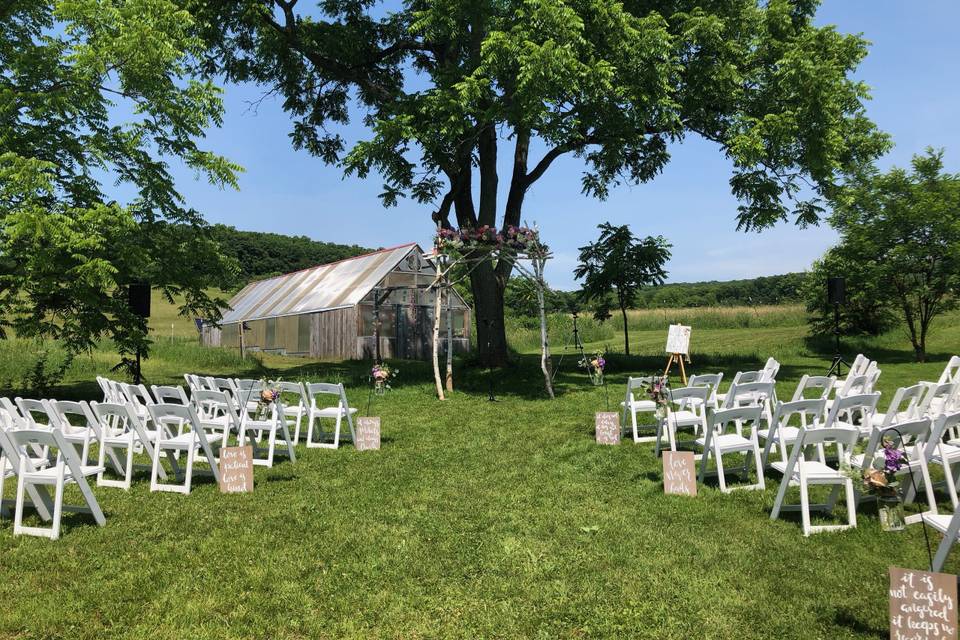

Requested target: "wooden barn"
[{"left": 201, "top": 243, "right": 471, "bottom": 360}]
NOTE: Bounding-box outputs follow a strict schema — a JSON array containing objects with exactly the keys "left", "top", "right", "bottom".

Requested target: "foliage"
[
  {"left": 186, "top": 0, "right": 889, "bottom": 363},
  {"left": 802, "top": 249, "right": 896, "bottom": 337},
  {"left": 0, "top": 1, "right": 240, "bottom": 362},
  {"left": 824, "top": 149, "right": 960, "bottom": 361},
  {"left": 209, "top": 224, "right": 370, "bottom": 288},
  {"left": 575, "top": 223, "right": 670, "bottom": 354}
]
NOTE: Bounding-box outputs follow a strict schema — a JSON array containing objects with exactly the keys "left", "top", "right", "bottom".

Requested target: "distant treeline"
[
  {"left": 503, "top": 272, "right": 805, "bottom": 316},
  {"left": 632, "top": 273, "right": 806, "bottom": 308},
  {"left": 211, "top": 225, "right": 371, "bottom": 288}
]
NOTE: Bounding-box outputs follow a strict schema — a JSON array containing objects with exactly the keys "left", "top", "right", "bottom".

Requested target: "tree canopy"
[
  {"left": 575, "top": 222, "right": 670, "bottom": 354},
  {"left": 818, "top": 148, "right": 960, "bottom": 361},
  {"left": 188, "top": 0, "right": 886, "bottom": 363},
  {"left": 0, "top": 1, "right": 240, "bottom": 364}
]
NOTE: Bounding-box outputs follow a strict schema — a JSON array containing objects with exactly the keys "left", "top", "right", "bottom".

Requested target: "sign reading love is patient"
[
  {"left": 663, "top": 451, "right": 697, "bottom": 496},
  {"left": 218, "top": 446, "right": 253, "bottom": 494},
  {"left": 595, "top": 412, "right": 620, "bottom": 445},
  {"left": 889, "top": 566, "right": 958, "bottom": 639}
]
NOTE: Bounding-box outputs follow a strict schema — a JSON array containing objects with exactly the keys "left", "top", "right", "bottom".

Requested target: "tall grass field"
[{"left": 1, "top": 292, "right": 959, "bottom": 638}]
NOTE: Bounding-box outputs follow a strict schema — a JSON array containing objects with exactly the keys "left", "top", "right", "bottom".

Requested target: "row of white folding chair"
[{"left": 184, "top": 374, "right": 357, "bottom": 450}]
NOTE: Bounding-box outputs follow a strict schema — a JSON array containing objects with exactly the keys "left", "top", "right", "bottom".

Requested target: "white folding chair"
[
  {"left": 824, "top": 392, "right": 880, "bottom": 437},
  {"left": 848, "top": 417, "right": 937, "bottom": 524},
  {"left": 0, "top": 427, "right": 54, "bottom": 522},
  {"left": 50, "top": 400, "right": 101, "bottom": 465},
  {"left": 91, "top": 401, "right": 175, "bottom": 490},
  {"left": 305, "top": 383, "right": 357, "bottom": 449},
  {"left": 832, "top": 354, "right": 870, "bottom": 392},
  {"left": 14, "top": 397, "right": 57, "bottom": 430},
  {"left": 4, "top": 428, "right": 105, "bottom": 539},
  {"left": 761, "top": 398, "right": 828, "bottom": 471},
  {"left": 924, "top": 412, "right": 960, "bottom": 509},
  {"left": 620, "top": 376, "right": 659, "bottom": 444},
  {"left": 654, "top": 386, "right": 710, "bottom": 456},
  {"left": 714, "top": 370, "right": 761, "bottom": 406},
  {"left": 919, "top": 382, "right": 958, "bottom": 421},
  {"left": 151, "top": 385, "right": 190, "bottom": 406},
  {"left": 789, "top": 375, "right": 835, "bottom": 402},
  {"left": 147, "top": 403, "right": 223, "bottom": 494},
  {"left": 924, "top": 355, "right": 960, "bottom": 387},
  {"left": 274, "top": 381, "right": 309, "bottom": 443},
  {"left": 722, "top": 380, "right": 776, "bottom": 425},
  {"left": 688, "top": 373, "right": 724, "bottom": 410},
  {"left": 237, "top": 397, "right": 296, "bottom": 467},
  {"left": 190, "top": 389, "right": 239, "bottom": 454},
  {"left": 696, "top": 406, "right": 766, "bottom": 493},
  {"left": 770, "top": 426, "right": 859, "bottom": 536},
  {"left": 760, "top": 357, "right": 780, "bottom": 382},
  {"left": 0, "top": 398, "right": 25, "bottom": 429},
  {"left": 874, "top": 384, "right": 927, "bottom": 429}
]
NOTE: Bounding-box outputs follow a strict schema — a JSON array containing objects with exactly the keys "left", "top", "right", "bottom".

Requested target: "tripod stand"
[{"left": 827, "top": 302, "right": 849, "bottom": 377}]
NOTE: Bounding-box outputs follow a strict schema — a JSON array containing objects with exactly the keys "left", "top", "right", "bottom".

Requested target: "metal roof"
[{"left": 221, "top": 243, "right": 421, "bottom": 324}]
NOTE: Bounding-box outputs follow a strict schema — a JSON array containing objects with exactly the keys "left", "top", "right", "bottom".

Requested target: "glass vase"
[
  {"left": 878, "top": 495, "right": 906, "bottom": 532},
  {"left": 375, "top": 381, "right": 386, "bottom": 396}
]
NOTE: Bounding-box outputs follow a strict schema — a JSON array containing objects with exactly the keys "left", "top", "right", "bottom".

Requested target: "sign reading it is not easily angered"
[
  {"left": 663, "top": 451, "right": 697, "bottom": 496},
  {"left": 355, "top": 417, "right": 381, "bottom": 451},
  {"left": 218, "top": 445, "right": 253, "bottom": 494},
  {"left": 595, "top": 412, "right": 620, "bottom": 445},
  {"left": 890, "top": 566, "right": 958, "bottom": 640}
]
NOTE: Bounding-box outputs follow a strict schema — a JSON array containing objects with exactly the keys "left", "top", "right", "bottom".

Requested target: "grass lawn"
[{"left": 1, "top": 299, "right": 959, "bottom": 638}]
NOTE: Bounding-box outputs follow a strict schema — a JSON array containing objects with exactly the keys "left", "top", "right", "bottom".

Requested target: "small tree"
[
  {"left": 827, "top": 149, "right": 960, "bottom": 361},
  {"left": 575, "top": 223, "right": 670, "bottom": 355},
  {"left": 802, "top": 249, "right": 896, "bottom": 337}
]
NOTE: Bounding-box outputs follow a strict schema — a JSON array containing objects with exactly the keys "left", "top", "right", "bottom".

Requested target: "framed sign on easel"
[{"left": 664, "top": 324, "right": 692, "bottom": 384}]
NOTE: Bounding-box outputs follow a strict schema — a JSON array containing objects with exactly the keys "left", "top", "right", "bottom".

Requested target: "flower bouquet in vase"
[
  {"left": 579, "top": 351, "right": 606, "bottom": 386},
  {"left": 371, "top": 363, "right": 397, "bottom": 395},
  {"left": 846, "top": 438, "right": 907, "bottom": 532},
  {"left": 648, "top": 376, "right": 670, "bottom": 420},
  {"left": 255, "top": 381, "right": 281, "bottom": 421}
]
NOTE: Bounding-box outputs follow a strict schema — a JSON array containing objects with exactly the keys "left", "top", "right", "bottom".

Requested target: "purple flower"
[{"left": 883, "top": 444, "right": 905, "bottom": 474}]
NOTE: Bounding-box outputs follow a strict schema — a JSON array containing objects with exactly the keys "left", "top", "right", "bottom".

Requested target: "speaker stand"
[{"left": 826, "top": 302, "right": 848, "bottom": 377}]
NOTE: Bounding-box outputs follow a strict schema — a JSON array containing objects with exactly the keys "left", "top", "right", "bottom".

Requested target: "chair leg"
[
  {"left": 752, "top": 442, "right": 765, "bottom": 490},
  {"left": 714, "top": 445, "right": 728, "bottom": 493},
  {"left": 150, "top": 439, "right": 163, "bottom": 492},
  {"left": 799, "top": 476, "right": 812, "bottom": 536},
  {"left": 845, "top": 479, "right": 857, "bottom": 529},
  {"left": 945, "top": 458, "right": 960, "bottom": 509}
]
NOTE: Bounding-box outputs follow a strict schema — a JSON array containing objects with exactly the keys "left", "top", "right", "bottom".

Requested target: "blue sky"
[{"left": 156, "top": 1, "right": 960, "bottom": 290}]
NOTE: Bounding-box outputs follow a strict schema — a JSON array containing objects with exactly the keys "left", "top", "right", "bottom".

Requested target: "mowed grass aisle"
[{"left": 1, "top": 307, "right": 959, "bottom": 638}]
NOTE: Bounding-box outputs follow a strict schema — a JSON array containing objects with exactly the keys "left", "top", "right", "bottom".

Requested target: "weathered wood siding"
[{"left": 311, "top": 307, "right": 358, "bottom": 360}]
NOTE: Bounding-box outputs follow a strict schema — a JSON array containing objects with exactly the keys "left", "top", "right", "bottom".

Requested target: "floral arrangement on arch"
[{"left": 434, "top": 224, "right": 546, "bottom": 257}]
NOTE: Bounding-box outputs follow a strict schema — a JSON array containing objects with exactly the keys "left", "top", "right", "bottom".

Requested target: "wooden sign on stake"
[
  {"left": 889, "top": 566, "right": 958, "bottom": 639},
  {"left": 663, "top": 451, "right": 697, "bottom": 496},
  {"left": 595, "top": 412, "right": 620, "bottom": 445},
  {"left": 219, "top": 446, "right": 253, "bottom": 493},
  {"left": 355, "top": 417, "right": 381, "bottom": 451}
]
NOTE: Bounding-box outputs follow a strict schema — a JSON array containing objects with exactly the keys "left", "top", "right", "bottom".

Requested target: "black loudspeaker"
[
  {"left": 128, "top": 282, "right": 151, "bottom": 318},
  {"left": 827, "top": 277, "right": 846, "bottom": 306}
]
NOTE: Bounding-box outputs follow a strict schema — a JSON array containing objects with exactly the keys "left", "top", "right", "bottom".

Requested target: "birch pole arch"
[{"left": 430, "top": 225, "right": 555, "bottom": 400}]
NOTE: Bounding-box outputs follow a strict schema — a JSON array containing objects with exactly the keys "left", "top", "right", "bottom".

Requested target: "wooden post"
[
  {"left": 373, "top": 288, "right": 381, "bottom": 364},
  {"left": 534, "top": 257, "right": 555, "bottom": 399},
  {"left": 431, "top": 279, "right": 445, "bottom": 400},
  {"left": 239, "top": 322, "right": 246, "bottom": 359},
  {"left": 445, "top": 275, "right": 454, "bottom": 392}
]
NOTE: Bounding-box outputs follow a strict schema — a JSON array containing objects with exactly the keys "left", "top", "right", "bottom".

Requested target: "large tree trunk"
[{"left": 471, "top": 262, "right": 509, "bottom": 367}]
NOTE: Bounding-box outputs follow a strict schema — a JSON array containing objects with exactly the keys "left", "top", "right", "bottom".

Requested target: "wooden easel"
[{"left": 663, "top": 352, "right": 688, "bottom": 385}]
